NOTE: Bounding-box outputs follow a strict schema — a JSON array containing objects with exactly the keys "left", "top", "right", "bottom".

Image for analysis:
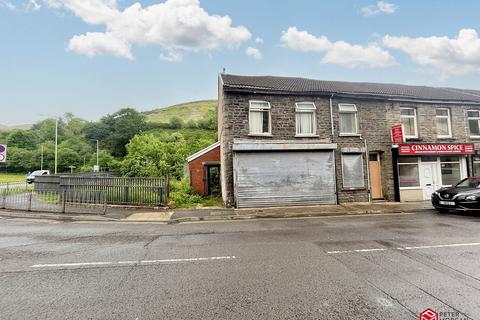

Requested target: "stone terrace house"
[{"left": 218, "top": 74, "right": 480, "bottom": 208}]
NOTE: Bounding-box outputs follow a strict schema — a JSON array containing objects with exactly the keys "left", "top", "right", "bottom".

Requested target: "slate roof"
[{"left": 220, "top": 74, "right": 480, "bottom": 103}]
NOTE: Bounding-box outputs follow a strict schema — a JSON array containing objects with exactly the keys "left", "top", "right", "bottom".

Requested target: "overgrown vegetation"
[{"left": 0, "top": 102, "right": 221, "bottom": 208}]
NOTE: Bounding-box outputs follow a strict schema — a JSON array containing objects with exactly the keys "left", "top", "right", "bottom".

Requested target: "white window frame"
[
  {"left": 341, "top": 153, "right": 365, "bottom": 189},
  {"left": 435, "top": 108, "right": 452, "bottom": 138},
  {"left": 398, "top": 157, "right": 421, "bottom": 190},
  {"left": 249, "top": 100, "right": 272, "bottom": 136},
  {"left": 467, "top": 109, "right": 480, "bottom": 138},
  {"left": 338, "top": 104, "right": 359, "bottom": 136},
  {"left": 400, "top": 107, "right": 418, "bottom": 139},
  {"left": 295, "top": 102, "right": 317, "bottom": 137}
]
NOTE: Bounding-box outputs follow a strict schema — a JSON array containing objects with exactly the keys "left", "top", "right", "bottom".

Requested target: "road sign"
[{"left": 0, "top": 144, "right": 6, "bottom": 163}]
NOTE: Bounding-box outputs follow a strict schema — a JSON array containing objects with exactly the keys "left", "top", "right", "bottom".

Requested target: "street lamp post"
[
  {"left": 40, "top": 145, "right": 44, "bottom": 170},
  {"left": 96, "top": 140, "right": 99, "bottom": 168},
  {"left": 54, "top": 118, "right": 58, "bottom": 174}
]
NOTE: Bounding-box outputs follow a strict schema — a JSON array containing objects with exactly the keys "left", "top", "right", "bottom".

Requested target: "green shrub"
[{"left": 168, "top": 178, "right": 204, "bottom": 208}]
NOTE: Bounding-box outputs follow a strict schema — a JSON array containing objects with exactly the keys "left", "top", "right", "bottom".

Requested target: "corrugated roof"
[{"left": 220, "top": 74, "right": 480, "bottom": 103}]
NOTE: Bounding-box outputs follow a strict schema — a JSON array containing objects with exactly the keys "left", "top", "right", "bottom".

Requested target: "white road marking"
[
  {"left": 327, "top": 242, "right": 480, "bottom": 254},
  {"left": 327, "top": 248, "right": 387, "bottom": 254},
  {"left": 403, "top": 242, "right": 480, "bottom": 250},
  {"left": 31, "top": 256, "right": 236, "bottom": 269}
]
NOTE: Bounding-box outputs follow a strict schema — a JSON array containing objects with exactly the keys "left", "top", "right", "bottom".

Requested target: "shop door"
[
  {"left": 369, "top": 153, "right": 383, "bottom": 199},
  {"left": 419, "top": 162, "right": 439, "bottom": 200}
]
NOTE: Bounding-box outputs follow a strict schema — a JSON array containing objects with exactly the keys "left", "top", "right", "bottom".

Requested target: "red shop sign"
[
  {"left": 399, "top": 143, "right": 475, "bottom": 155},
  {"left": 391, "top": 124, "right": 404, "bottom": 144}
]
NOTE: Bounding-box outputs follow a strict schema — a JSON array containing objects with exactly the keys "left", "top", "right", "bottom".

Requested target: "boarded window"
[{"left": 342, "top": 153, "right": 364, "bottom": 189}]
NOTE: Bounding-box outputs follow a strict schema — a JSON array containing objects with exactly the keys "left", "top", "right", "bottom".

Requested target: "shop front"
[{"left": 396, "top": 143, "right": 474, "bottom": 201}]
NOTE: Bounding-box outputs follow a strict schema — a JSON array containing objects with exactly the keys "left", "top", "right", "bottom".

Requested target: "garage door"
[{"left": 234, "top": 151, "right": 336, "bottom": 208}]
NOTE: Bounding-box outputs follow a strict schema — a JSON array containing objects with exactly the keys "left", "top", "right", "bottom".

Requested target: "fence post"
[
  {"left": 1, "top": 185, "right": 7, "bottom": 209},
  {"left": 102, "top": 192, "right": 107, "bottom": 215},
  {"left": 164, "top": 174, "right": 169, "bottom": 204},
  {"left": 124, "top": 186, "right": 129, "bottom": 204},
  {"left": 61, "top": 189, "right": 66, "bottom": 213},
  {"left": 27, "top": 191, "right": 33, "bottom": 212}
]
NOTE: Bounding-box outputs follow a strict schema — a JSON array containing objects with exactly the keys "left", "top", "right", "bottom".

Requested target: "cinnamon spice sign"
[{"left": 399, "top": 143, "right": 474, "bottom": 155}]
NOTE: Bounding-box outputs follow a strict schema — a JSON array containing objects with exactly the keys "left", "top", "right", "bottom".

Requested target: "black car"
[{"left": 432, "top": 177, "right": 480, "bottom": 212}]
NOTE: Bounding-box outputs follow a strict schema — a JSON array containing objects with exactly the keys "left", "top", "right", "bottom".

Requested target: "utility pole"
[
  {"left": 96, "top": 140, "right": 99, "bottom": 168},
  {"left": 40, "top": 145, "right": 44, "bottom": 170},
  {"left": 54, "top": 118, "right": 58, "bottom": 174}
]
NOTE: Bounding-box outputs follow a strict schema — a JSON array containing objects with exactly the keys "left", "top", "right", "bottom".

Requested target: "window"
[
  {"left": 400, "top": 107, "right": 418, "bottom": 138},
  {"left": 398, "top": 157, "right": 419, "bottom": 188},
  {"left": 440, "top": 156, "right": 461, "bottom": 186},
  {"left": 249, "top": 101, "right": 271, "bottom": 135},
  {"left": 339, "top": 104, "right": 358, "bottom": 135},
  {"left": 295, "top": 102, "right": 316, "bottom": 136},
  {"left": 474, "top": 155, "right": 480, "bottom": 176},
  {"left": 468, "top": 110, "right": 480, "bottom": 137},
  {"left": 342, "top": 153, "right": 364, "bottom": 189},
  {"left": 436, "top": 108, "right": 452, "bottom": 138}
]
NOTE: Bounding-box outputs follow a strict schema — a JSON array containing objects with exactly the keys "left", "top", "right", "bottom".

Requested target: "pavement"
[
  {"left": 0, "top": 201, "right": 436, "bottom": 223},
  {"left": 1, "top": 210, "right": 480, "bottom": 319}
]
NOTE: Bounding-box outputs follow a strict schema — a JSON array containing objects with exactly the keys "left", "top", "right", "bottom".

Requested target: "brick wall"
[
  {"left": 188, "top": 146, "right": 220, "bottom": 196},
  {"left": 219, "top": 88, "right": 480, "bottom": 207}
]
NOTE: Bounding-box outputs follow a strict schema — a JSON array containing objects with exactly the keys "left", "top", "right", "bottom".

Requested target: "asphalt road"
[{"left": 1, "top": 211, "right": 480, "bottom": 319}]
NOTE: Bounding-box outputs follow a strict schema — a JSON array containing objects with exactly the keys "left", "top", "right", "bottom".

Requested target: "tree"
[
  {"left": 85, "top": 108, "right": 147, "bottom": 157},
  {"left": 168, "top": 117, "right": 183, "bottom": 129},
  {"left": 7, "top": 129, "right": 38, "bottom": 149},
  {"left": 197, "top": 109, "right": 217, "bottom": 130}
]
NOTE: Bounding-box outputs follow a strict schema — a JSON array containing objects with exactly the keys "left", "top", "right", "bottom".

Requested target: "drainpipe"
[
  {"left": 329, "top": 93, "right": 335, "bottom": 137},
  {"left": 329, "top": 93, "right": 339, "bottom": 205},
  {"left": 360, "top": 136, "right": 372, "bottom": 203}
]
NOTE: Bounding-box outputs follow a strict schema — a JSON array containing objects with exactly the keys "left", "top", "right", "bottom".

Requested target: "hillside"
[
  {"left": 144, "top": 100, "right": 217, "bottom": 124},
  {"left": 0, "top": 123, "right": 32, "bottom": 131}
]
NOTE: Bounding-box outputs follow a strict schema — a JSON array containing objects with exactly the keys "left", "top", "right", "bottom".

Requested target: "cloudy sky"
[{"left": 2, "top": 0, "right": 480, "bottom": 124}]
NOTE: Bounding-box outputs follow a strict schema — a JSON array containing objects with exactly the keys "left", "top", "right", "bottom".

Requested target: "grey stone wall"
[{"left": 219, "top": 88, "right": 480, "bottom": 207}]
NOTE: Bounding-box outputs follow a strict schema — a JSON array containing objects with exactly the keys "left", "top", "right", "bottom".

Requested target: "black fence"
[
  {"left": 1, "top": 183, "right": 107, "bottom": 215},
  {"left": 35, "top": 175, "right": 168, "bottom": 206}
]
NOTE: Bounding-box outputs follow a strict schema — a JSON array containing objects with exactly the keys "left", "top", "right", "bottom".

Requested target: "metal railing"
[
  {"left": 1, "top": 184, "right": 107, "bottom": 215},
  {"left": 35, "top": 176, "right": 168, "bottom": 206}
]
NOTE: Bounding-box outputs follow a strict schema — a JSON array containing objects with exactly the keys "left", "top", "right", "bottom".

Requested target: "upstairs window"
[
  {"left": 338, "top": 104, "right": 358, "bottom": 135},
  {"left": 468, "top": 110, "right": 480, "bottom": 137},
  {"left": 400, "top": 107, "right": 418, "bottom": 139},
  {"left": 436, "top": 108, "right": 452, "bottom": 138},
  {"left": 249, "top": 101, "right": 271, "bottom": 135},
  {"left": 295, "top": 102, "right": 316, "bottom": 136}
]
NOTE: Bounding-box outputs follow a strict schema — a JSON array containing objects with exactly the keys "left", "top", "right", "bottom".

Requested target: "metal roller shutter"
[{"left": 234, "top": 151, "right": 336, "bottom": 208}]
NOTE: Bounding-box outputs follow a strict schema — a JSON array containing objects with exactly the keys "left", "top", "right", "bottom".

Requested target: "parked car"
[
  {"left": 26, "top": 170, "right": 50, "bottom": 184},
  {"left": 431, "top": 177, "right": 480, "bottom": 212}
]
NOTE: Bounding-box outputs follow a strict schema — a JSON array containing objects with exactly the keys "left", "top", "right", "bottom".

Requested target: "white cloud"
[
  {"left": 43, "top": 0, "right": 62, "bottom": 9},
  {"left": 384, "top": 29, "right": 480, "bottom": 77},
  {"left": 47, "top": 0, "right": 251, "bottom": 60},
  {"left": 0, "top": 0, "right": 16, "bottom": 10},
  {"left": 362, "top": 1, "right": 397, "bottom": 16},
  {"left": 255, "top": 37, "right": 263, "bottom": 44},
  {"left": 160, "top": 51, "right": 183, "bottom": 62},
  {"left": 245, "top": 46, "right": 262, "bottom": 60},
  {"left": 68, "top": 32, "right": 134, "bottom": 59},
  {"left": 281, "top": 27, "right": 396, "bottom": 68},
  {"left": 26, "top": 0, "right": 41, "bottom": 11}
]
